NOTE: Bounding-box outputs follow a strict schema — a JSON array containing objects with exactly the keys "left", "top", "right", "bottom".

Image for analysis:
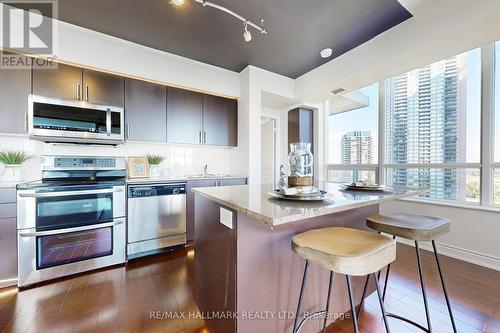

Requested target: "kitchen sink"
[{"left": 189, "top": 174, "right": 230, "bottom": 178}]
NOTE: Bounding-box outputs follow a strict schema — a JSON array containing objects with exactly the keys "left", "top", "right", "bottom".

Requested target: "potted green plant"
[
  {"left": 146, "top": 154, "right": 166, "bottom": 178},
  {"left": 0, "top": 150, "right": 32, "bottom": 182}
]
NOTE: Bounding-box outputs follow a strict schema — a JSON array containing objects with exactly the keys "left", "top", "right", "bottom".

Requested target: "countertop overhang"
[
  {"left": 125, "top": 175, "right": 247, "bottom": 184},
  {"left": 192, "top": 183, "right": 428, "bottom": 225}
]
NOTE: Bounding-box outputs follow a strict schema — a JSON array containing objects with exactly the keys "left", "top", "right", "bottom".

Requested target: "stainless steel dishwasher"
[{"left": 127, "top": 183, "right": 186, "bottom": 259}]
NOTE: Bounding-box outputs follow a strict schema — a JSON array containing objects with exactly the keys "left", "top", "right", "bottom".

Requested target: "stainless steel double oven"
[{"left": 17, "top": 156, "right": 126, "bottom": 287}]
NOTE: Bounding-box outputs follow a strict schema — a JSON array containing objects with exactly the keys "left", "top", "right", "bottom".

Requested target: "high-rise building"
[
  {"left": 341, "top": 131, "right": 374, "bottom": 182},
  {"left": 385, "top": 54, "right": 468, "bottom": 200}
]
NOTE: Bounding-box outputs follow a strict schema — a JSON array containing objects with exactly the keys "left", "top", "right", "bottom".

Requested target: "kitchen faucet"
[{"left": 203, "top": 164, "right": 208, "bottom": 175}]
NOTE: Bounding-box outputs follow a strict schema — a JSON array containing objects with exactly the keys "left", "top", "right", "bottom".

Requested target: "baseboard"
[
  {"left": 396, "top": 238, "right": 500, "bottom": 272},
  {"left": 0, "top": 277, "right": 18, "bottom": 289}
]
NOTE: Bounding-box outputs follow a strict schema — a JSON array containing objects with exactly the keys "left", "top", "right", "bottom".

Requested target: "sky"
[{"left": 327, "top": 83, "right": 379, "bottom": 164}]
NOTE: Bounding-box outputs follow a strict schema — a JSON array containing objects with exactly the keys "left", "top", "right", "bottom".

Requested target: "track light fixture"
[
  {"left": 243, "top": 21, "right": 252, "bottom": 42},
  {"left": 170, "top": 0, "right": 267, "bottom": 42}
]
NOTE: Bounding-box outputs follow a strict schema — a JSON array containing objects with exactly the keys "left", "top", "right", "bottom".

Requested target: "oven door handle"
[
  {"left": 18, "top": 187, "right": 124, "bottom": 198},
  {"left": 19, "top": 219, "right": 124, "bottom": 238}
]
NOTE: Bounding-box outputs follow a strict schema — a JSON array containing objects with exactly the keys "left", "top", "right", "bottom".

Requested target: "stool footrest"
[
  {"left": 386, "top": 312, "right": 430, "bottom": 332},
  {"left": 295, "top": 310, "right": 327, "bottom": 333}
]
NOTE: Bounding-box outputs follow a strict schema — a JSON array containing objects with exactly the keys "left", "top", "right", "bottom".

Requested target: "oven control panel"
[
  {"left": 41, "top": 156, "right": 126, "bottom": 171},
  {"left": 54, "top": 157, "right": 116, "bottom": 168}
]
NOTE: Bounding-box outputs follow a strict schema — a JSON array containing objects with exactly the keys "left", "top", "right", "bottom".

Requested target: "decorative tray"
[
  {"left": 267, "top": 189, "right": 328, "bottom": 201},
  {"left": 340, "top": 183, "right": 390, "bottom": 192}
]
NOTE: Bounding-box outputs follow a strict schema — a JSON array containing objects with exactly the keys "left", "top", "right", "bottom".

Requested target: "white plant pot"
[
  {"left": 1, "top": 165, "right": 23, "bottom": 182},
  {"left": 149, "top": 165, "right": 160, "bottom": 178}
]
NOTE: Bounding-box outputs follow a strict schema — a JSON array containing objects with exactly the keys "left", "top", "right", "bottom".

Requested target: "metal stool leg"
[
  {"left": 357, "top": 275, "right": 370, "bottom": 318},
  {"left": 382, "top": 236, "right": 396, "bottom": 301},
  {"left": 346, "top": 275, "right": 360, "bottom": 333},
  {"left": 415, "top": 241, "right": 433, "bottom": 333},
  {"left": 373, "top": 273, "right": 391, "bottom": 333},
  {"left": 293, "top": 260, "right": 309, "bottom": 333},
  {"left": 431, "top": 240, "right": 457, "bottom": 333},
  {"left": 358, "top": 234, "right": 396, "bottom": 315},
  {"left": 322, "top": 271, "right": 334, "bottom": 333}
]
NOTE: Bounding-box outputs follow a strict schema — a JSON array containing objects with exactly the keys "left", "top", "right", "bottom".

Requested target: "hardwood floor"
[{"left": 0, "top": 244, "right": 499, "bottom": 333}]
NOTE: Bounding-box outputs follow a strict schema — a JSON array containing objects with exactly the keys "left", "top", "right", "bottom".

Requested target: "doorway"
[{"left": 261, "top": 117, "right": 277, "bottom": 186}]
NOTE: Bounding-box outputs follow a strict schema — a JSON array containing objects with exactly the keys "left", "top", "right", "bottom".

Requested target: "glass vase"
[{"left": 288, "top": 143, "right": 313, "bottom": 177}]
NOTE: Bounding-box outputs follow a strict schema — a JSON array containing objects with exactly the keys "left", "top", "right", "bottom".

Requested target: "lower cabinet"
[
  {"left": 221, "top": 178, "right": 247, "bottom": 186},
  {"left": 0, "top": 188, "right": 17, "bottom": 287},
  {"left": 186, "top": 178, "right": 247, "bottom": 242},
  {"left": 0, "top": 218, "right": 17, "bottom": 286}
]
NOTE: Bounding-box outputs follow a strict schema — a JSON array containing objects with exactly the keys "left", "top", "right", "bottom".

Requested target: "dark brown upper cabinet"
[
  {"left": 203, "top": 94, "right": 238, "bottom": 146},
  {"left": 125, "top": 78, "right": 166, "bottom": 142},
  {"left": 167, "top": 87, "right": 203, "bottom": 144},
  {"left": 0, "top": 54, "right": 31, "bottom": 134},
  {"left": 288, "top": 107, "right": 314, "bottom": 153},
  {"left": 33, "top": 64, "right": 124, "bottom": 107},
  {"left": 82, "top": 69, "right": 124, "bottom": 107},
  {"left": 32, "top": 63, "right": 83, "bottom": 101}
]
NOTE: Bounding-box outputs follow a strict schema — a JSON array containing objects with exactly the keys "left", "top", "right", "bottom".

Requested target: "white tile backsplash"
[{"left": 0, "top": 135, "right": 234, "bottom": 181}]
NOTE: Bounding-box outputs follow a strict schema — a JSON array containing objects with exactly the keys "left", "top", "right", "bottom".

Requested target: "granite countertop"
[
  {"left": 192, "top": 183, "right": 428, "bottom": 225},
  {"left": 0, "top": 182, "right": 19, "bottom": 188},
  {"left": 0, "top": 179, "right": 39, "bottom": 188},
  {"left": 126, "top": 175, "right": 248, "bottom": 184}
]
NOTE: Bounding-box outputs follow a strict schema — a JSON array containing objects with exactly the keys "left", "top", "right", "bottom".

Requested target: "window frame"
[
  {"left": 323, "top": 43, "right": 500, "bottom": 209},
  {"left": 489, "top": 42, "right": 500, "bottom": 206}
]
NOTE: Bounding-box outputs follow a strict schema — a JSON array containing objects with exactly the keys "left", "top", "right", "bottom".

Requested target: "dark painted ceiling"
[{"left": 54, "top": 0, "right": 412, "bottom": 78}]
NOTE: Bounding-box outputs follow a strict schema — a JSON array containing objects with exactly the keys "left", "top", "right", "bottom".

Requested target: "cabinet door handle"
[
  {"left": 203, "top": 131, "right": 207, "bottom": 144},
  {"left": 76, "top": 84, "right": 81, "bottom": 100},
  {"left": 126, "top": 123, "right": 130, "bottom": 140},
  {"left": 24, "top": 112, "right": 28, "bottom": 131},
  {"left": 198, "top": 131, "right": 202, "bottom": 144},
  {"left": 85, "top": 85, "right": 89, "bottom": 101}
]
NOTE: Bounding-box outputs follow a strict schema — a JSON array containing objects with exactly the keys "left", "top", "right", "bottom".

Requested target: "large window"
[
  {"left": 326, "top": 83, "right": 379, "bottom": 183},
  {"left": 384, "top": 48, "right": 481, "bottom": 203},
  {"left": 324, "top": 44, "right": 500, "bottom": 207}
]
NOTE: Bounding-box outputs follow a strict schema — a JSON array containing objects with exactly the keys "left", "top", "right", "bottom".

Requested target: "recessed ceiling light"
[
  {"left": 320, "top": 48, "right": 333, "bottom": 58},
  {"left": 169, "top": 0, "right": 185, "bottom": 6}
]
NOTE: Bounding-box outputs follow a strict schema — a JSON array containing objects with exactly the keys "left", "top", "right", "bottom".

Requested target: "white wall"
[
  {"left": 54, "top": 17, "right": 240, "bottom": 98},
  {"left": 233, "top": 66, "right": 295, "bottom": 184},
  {"left": 380, "top": 200, "right": 500, "bottom": 271},
  {"left": 260, "top": 117, "right": 276, "bottom": 185}
]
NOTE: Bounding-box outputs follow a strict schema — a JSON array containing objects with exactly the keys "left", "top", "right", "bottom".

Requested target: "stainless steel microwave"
[{"left": 28, "top": 95, "right": 124, "bottom": 145}]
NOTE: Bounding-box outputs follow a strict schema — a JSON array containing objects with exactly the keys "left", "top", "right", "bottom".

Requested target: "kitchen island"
[{"left": 193, "top": 183, "right": 426, "bottom": 333}]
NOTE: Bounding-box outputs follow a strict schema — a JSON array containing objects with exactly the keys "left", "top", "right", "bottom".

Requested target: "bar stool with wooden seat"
[
  {"left": 291, "top": 227, "right": 396, "bottom": 333},
  {"left": 363, "top": 213, "right": 457, "bottom": 333}
]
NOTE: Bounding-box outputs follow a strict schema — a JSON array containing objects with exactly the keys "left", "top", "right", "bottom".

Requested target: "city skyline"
[
  {"left": 327, "top": 48, "right": 481, "bottom": 200},
  {"left": 385, "top": 53, "right": 468, "bottom": 200},
  {"left": 340, "top": 131, "right": 375, "bottom": 182}
]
